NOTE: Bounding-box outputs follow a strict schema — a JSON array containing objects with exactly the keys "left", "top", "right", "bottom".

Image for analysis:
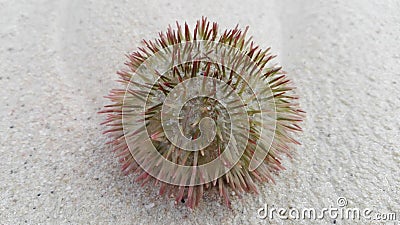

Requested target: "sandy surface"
[{"left": 1, "top": 0, "right": 399, "bottom": 224}]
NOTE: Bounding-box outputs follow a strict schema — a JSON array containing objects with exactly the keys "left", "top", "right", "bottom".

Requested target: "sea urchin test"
[{"left": 99, "top": 17, "right": 304, "bottom": 209}]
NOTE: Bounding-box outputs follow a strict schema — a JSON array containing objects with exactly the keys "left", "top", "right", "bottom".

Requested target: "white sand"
[{"left": 1, "top": 0, "right": 399, "bottom": 224}]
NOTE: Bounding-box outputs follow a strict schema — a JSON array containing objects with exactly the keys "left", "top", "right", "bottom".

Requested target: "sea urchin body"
[{"left": 100, "top": 17, "right": 304, "bottom": 208}]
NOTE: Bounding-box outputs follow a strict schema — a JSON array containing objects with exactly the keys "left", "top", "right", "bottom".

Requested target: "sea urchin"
[{"left": 99, "top": 17, "right": 304, "bottom": 209}]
